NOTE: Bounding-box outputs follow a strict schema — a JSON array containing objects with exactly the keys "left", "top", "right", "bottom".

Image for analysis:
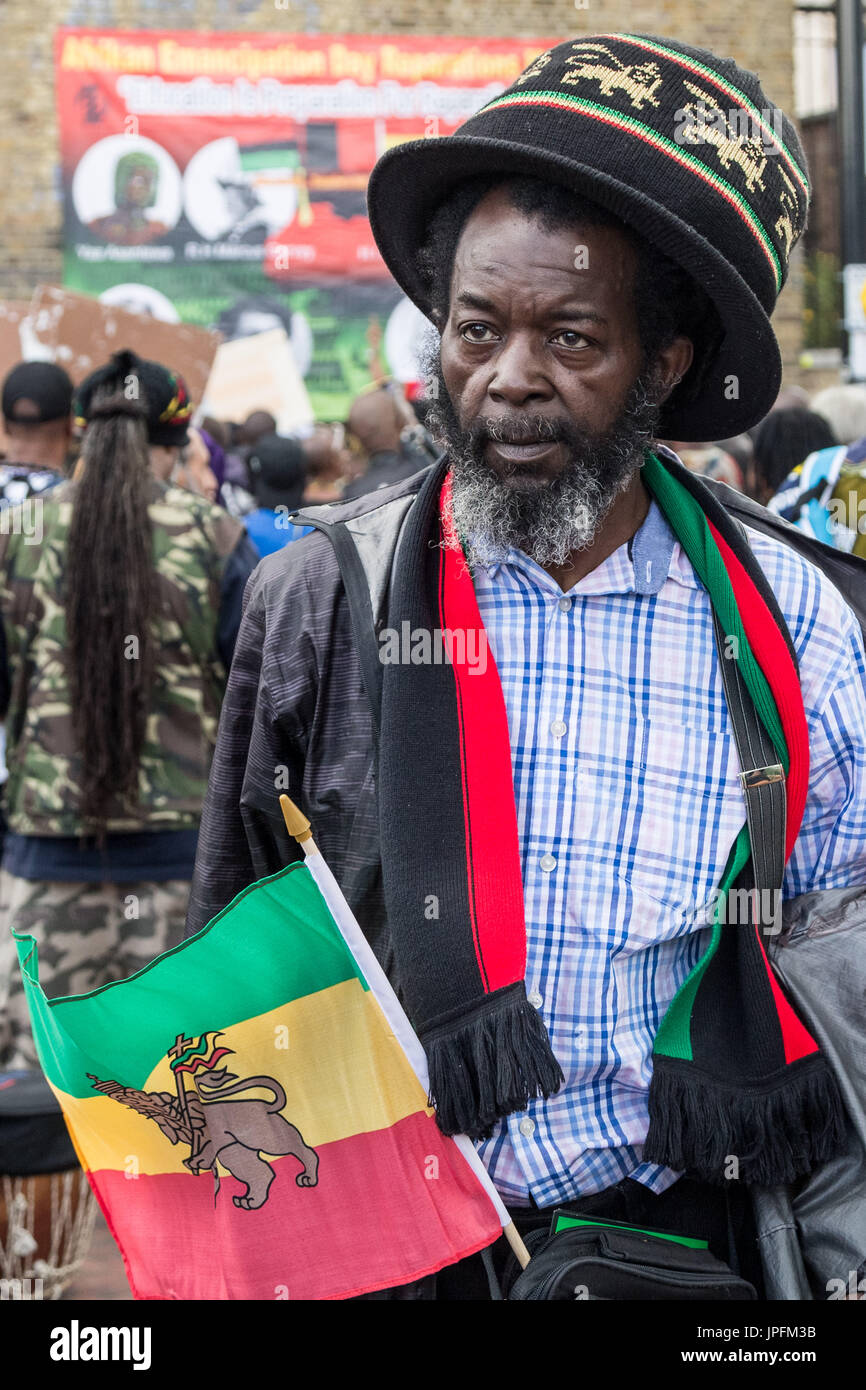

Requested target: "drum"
[{"left": 0, "top": 1070, "right": 96, "bottom": 1300}]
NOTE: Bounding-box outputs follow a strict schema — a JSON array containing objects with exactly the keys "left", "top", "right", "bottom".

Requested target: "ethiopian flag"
[{"left": 14, "top": 857, "right": 507, "bottom": 1300}]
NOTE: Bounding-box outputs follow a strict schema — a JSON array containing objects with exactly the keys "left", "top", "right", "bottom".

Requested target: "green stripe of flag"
[{"left": 15, "top": 862, "right": 364, "bottom": 1098}]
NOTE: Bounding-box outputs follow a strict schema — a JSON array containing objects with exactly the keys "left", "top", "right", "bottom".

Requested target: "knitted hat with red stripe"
[
  {"left": 366, "top": 33, "right": 809, "bottom": 441},
  {"left": 74, "top": 349, "right": 193, "bottom": 448}
]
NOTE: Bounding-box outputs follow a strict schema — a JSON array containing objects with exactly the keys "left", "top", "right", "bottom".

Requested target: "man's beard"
[{"left": 420, "top": 334, "right": 664, "bottom": 569}]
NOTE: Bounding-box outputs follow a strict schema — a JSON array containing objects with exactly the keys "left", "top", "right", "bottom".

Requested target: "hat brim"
[{"left": 367, "top": 137, "right": 781, "bottom": 442}]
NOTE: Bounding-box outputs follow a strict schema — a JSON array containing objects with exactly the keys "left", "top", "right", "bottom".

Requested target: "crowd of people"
[{"left": 0, "top": 351, "right": 437, "bottom": 1069}]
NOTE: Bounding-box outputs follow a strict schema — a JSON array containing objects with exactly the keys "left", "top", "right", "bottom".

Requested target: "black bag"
[{"left": 507, "top": 1222, "right": 758, "bottom": 1301}]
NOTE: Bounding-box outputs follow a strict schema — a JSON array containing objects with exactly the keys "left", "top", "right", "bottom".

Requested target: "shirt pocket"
[{"left": 573, "top": 715, "right": 748, "bottom": 945}]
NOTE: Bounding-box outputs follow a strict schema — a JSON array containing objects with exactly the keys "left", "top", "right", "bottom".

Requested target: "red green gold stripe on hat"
[
  {"left": 480, "top": 91, "right": 782, "bottom": 290},
  {"left": 603, "top": 33, "right": 809, "bottom": 198}
]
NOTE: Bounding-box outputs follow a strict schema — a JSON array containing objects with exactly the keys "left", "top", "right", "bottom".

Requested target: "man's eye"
[
  {"left": 552, "top": 330, "right": 591, "bottom": 349},
  {"left": 460, "top": 323, "right": 497, "bottom": 342}
]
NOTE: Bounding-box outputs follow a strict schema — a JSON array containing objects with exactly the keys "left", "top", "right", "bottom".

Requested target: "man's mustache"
[{"left": 465, "top": 414, "right": 586, "bottom": 448}]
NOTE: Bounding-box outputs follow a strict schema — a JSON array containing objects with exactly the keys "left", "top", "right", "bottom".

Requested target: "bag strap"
[{"left": 710, "top": 514, "right": 787, "bottom": 930}]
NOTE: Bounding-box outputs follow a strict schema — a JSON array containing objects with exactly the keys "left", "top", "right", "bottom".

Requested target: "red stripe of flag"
[{"left": 87, "top": 1110, "right": 501, "bottom": 1300}]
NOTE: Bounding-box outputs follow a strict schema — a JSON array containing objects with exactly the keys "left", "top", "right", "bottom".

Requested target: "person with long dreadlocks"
[
  {"left": 0, "top": 350, "right": 258, "bottom": 1070},
  {"left": 187, "top": 36, "right": 866, "bottom": 1298}
]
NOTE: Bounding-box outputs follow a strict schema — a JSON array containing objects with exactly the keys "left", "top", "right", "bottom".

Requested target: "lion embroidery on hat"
[
  {"left": 561, "top": 42, "right": 663, "bottom": 111},
  {"left": 515, "top": 52, "right": 552, "bottom": 86},
  {"left": 678, "top": 81, "right": 768, "bottom": 193},
  {"left": 775, "top": 168, "right": 804, "bottom": 261}
]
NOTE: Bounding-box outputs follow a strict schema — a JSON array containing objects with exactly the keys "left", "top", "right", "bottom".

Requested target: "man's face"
[
  {"left": 431, "top": 186, "right": 668, "bottom": 566},
  {"left": 124, "top": 168, "right": 154, "bottom": 208}
]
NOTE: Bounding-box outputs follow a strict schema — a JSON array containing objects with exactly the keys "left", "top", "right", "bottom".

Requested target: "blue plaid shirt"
[{"left": 472, "top": 490, "right": 866, "bottom": 1208}]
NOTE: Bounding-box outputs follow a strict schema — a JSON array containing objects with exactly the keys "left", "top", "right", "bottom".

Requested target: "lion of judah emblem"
[
  {"left": 88, "top": 1031, "right": 319, "bottom": 1211},
  {"left": 561, "top": 42, "right": 663, "bottom": 111}
]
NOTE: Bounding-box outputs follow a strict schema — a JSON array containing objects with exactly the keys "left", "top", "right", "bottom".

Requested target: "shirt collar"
[{"left": 475, "top": 461, "right": 700, "bottom": 597}]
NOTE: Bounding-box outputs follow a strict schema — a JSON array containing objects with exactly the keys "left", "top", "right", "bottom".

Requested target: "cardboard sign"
[
  {"left": 200, "top": 327, "right": 313, "bottom": 433},
  {"left": 25, "top": 286, "right": 220, "bottom": 406},
  {"left": 0, "top": 301, "right": 34, "bottom": 384}
]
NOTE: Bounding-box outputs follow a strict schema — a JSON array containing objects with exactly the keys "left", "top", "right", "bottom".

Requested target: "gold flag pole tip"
[{"left": 279, "top": 794, "right": 313, "bottom": 845}]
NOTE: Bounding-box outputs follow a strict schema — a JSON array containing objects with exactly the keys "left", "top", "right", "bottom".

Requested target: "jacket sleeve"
[
  {"left": 185, "top": 555, "right": 311, "bottom": 937},
  {"left": 216, "top": 532, "right": 261, "bottom": 671}
]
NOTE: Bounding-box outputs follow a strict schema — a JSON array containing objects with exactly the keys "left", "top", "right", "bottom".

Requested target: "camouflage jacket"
[{"left": 0, "top": 478, "right": 247, "bottom": 837}]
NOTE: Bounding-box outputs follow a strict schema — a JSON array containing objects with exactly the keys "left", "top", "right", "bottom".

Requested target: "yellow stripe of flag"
[{"left": 54, "top": 978, "right": 430, "bottom": 1177}]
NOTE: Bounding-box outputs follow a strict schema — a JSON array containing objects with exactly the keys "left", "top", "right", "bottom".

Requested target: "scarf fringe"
[
  {"left": 425, "top": 997, "right": 565, "bottom": 1141},
  {"left": 644, "top": 1055, "right": 847, "bottom": 1186}
]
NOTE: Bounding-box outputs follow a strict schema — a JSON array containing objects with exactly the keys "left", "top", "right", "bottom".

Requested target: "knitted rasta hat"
[
  {"left": 74, "top": 349, "right": 193, "bottom": 448},
  {"left": 366, "top": 33, "right": 809, "bottom": 440}
]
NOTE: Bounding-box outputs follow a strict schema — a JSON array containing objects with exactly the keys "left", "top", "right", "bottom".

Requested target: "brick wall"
[{"left": 0, "top": 0, "right": 806, "bottom": 387}]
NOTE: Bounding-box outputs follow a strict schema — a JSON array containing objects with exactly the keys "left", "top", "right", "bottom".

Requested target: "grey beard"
[{"left": 420, "top": 332, "right": 663, "bottom": 569}]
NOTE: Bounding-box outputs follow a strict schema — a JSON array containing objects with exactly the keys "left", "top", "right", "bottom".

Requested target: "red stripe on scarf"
[
  {"left": 754, "top": 927, "right": 819, "bottom": 1063},
  {"left": 708, "top": 522, "right": 809, "bottom": 859},
  {"left": 439, "top": 475, "right": 526, "bottom": 992}
]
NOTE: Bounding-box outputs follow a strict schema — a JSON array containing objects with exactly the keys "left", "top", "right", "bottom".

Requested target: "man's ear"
[{"left": 654, "top": 335, "right": 694, "bottom": 402}]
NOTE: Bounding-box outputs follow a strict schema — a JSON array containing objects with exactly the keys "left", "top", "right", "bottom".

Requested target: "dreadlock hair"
[
  {"left": 66, "top": 372, "right": 156, "bottom": 834},
  {"left": 416, "top": 175, "right": 724, "bottom": 410}
]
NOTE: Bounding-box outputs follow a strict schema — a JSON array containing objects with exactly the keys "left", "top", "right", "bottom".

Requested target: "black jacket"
[{"left": 185, "top": 467, "right": 430, "bottom": 987}]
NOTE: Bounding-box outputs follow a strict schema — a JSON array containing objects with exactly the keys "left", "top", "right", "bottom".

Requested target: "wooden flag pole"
[
  {"left": 278, "top": 794, "right": 533, "bottom": 1274},
  {"left": 502, "top": 1222, "right": 531, "bottom": 1269}
]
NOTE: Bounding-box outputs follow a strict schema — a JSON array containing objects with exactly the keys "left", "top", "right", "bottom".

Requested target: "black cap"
[
  {"left": 247, "top": 433, "right": 306, "bottom": 510},
  {"left": 2, "top": 361, "right": 74, "bottom": 425},
  {"left": 73, "top": 349, "right": 193, "bottom": 448}
]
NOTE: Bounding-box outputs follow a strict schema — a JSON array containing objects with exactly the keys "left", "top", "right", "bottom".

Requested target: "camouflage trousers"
[{"left": 0, "top": 871, "right": 190, "bottom": 1070}]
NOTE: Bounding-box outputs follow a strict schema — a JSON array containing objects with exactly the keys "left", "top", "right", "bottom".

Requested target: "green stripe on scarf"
[
  {"left": 644, "top": 453, "right": 787, "bottom": 767},
  {"left": 653, "top": 826, "right": 751, "bottom": 1060}
]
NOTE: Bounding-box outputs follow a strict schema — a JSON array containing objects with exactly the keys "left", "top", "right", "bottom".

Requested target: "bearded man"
[{"left": 187, "top": 36, "right": 866, "bottom": 1299}]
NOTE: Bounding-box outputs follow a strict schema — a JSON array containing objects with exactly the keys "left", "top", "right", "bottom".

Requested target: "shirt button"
[
  {"left": 539, "top": 854, "right": 556, "bottom": 872},
  {"left": 528, "top": 990, "right": 543, "bottom": 1009},
  {"left": 550, "top": 719, "right": 567, "bottom": 738},
  {"left": 558, "top": 596, "right": 573, "bottom": 612},
  {"left": 518, "top": 1117, "right": 536, "bottom": 1137}
]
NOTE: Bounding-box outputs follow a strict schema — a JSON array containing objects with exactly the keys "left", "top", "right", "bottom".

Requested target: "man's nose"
[{"left": 487, "top": 333, "right": 553, "bottom": 406}]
